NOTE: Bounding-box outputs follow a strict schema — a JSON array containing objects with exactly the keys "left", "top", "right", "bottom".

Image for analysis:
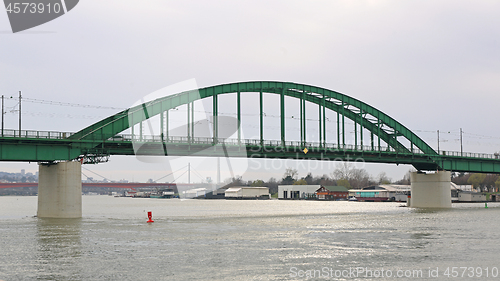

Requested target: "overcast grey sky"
[{"left": 1, "top": 0, "right": 500, "bottom": 183}]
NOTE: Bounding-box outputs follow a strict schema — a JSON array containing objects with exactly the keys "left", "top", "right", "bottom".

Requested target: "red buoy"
[{"left": 147, "top": 211, "right": 154, "bottom": 223}]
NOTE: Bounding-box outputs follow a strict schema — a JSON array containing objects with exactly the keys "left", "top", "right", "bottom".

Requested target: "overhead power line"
[{"left": 23, "top": 97, "right": 125, "bottom": 110}]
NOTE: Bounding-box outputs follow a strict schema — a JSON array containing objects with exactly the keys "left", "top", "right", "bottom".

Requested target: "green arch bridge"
[{"left": 1, "top": 81, "right": 499, "bottom": 173}]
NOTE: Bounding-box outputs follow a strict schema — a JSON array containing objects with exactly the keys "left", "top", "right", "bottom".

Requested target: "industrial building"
[
  {"left": 457, "top": 191, "right": 487, "bottom": 202},
  {"left": 203, "top": 187, "right": 228, "bottom": 199},
  {"left": 182, "top": 188, "right": 208, "bottom": 198},
  {"left": 278, "top": 185, "right": 320, "bottom": 199},
  {"left": 224, "top": 186, "right": 270, "bottom": 199}
]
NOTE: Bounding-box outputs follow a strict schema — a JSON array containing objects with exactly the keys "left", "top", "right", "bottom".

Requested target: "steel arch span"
[
  {"left": 3, "top": 81, "right": 499, "bottom": 172},
  {"left": 67, "top": 81, "right": 440, "bottom": 170}
]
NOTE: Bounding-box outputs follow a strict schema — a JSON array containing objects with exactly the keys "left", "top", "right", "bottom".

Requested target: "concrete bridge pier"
[
  {"left": 37, "top": 161, "right": 82, "bottom": 218},
  {"left": 410, "top": 171, "right": 451, "bottom": 208}
]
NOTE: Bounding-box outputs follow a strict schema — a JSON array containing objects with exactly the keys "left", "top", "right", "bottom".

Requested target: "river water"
[{"left": 1, "top": 196, "right": 500, "bottom": 280}]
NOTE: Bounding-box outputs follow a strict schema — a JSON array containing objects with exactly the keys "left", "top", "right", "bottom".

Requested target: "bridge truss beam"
[{"left": 2, "top": 81, "right": 500, "bottom": 173}]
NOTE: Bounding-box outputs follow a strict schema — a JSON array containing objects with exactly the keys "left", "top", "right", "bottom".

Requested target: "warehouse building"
[
  {"left": 225, "top": 186, "right": 270, "bottom": 199},
  {"left": 457, "top": 191, "right": 486, "bottom": 202}
]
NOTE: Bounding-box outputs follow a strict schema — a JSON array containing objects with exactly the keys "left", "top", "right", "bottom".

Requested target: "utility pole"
[
  {"left": 188, "top": 162, "right": 191, "bottom": 184},
  {"left": 18, "top": 91, "right": 21, "bottom": 137},
  {"left": 460, "top": 128, "right": 463, "bottom": 156},
  {"left": 217, "top": 157, "right": 220, "bottom": 186},
  {"left": 1, "top": 95, "right": 4, "bottom": 137},
  {"left": 437, "top": 130, "right": 440, "bottom": 154}
]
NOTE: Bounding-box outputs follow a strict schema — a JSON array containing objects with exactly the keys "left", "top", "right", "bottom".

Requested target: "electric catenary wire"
[{"left": 23, "top": 98, "right": 125, "bottom": 110}]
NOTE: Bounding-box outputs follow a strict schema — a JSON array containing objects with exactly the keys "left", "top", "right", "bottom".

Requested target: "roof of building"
[
  {"left": 323, "top": 186, "right": 349, "bottom": 192},
  {"left": 184, "top": 188, "right": 207, "bottom": 192},
  {"left": 279, "top": 185, "right": 321, "bottom": 188},
  {"left": 225, "top": 186, "right": 268, "bottom": 192},
  {"left": 229, "top": 186, "right": 268, "bottom": 189},
  {"left": 362, "top": 183, "right": 460, "bottom": 191},
  {"left": 458, "top": 191, "right": 485, "bottom": 194},
  {"left": 362, "top": 185, "right": 411, "bottom": 192},
  {"left": 349, "top": 189, "right": 388, "bottom": 192}
]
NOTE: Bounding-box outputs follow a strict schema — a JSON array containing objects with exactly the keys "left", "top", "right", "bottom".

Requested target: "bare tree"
[
  {"left": 222, "top": 175, "right": 244, "bottom": 188},
  {"left": 267, "top": 177, "right": 279, "bottom": 194},
  {"left": 331, "top": 162, "right": 355, "bottom": 181},
  {"left": 284, "top": 168, "right": 298, "bottom": 179},
  {"left": 282, "top": 168, "right": 298, "bottom": 185},
  {"left": 350, "top": 168, "right": 373, "bottom": 188},
  {"left": 394, "top": 168, "right": 414, "bottom": 185},
  {"left": 377, "top": 172, "right": 392, "bottom": 184},
  {"left": 331, "top": 162, "right": 373, "bottom": 189}
]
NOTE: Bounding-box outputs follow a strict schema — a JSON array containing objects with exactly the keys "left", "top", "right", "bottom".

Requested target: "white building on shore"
[
  {"left": 278, "top": 185, "right": 320, "bottom": 199},
  {"left": 225, "top": 186, "right": 269, "bottom": 199}
]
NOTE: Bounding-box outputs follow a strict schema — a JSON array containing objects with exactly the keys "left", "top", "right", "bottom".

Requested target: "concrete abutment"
[
  {"left": 410, "top": 171, "right": 451, "bottom": 208},
  {"left": 37, "top": 161, "right": 82, "bottom": 218}
]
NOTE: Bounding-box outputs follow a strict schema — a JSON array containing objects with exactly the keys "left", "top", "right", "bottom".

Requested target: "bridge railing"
[
  {"left": 0, "top": 129, "right": 74, "bottom": 139},
  {"left": 5, "top": 128, "right": 422, "bottom": 156},
  {"left": 439, "top": 150, "right": 500, "bottom": 159},
  {"left": 106, "top": 134, "right": 431, "bottom": 155},
  {"left": 0, "top": 129, "right": 420, "bottom": 155},
  {"left": 114, "top": 134, "right": 406, "bottom": 153},
  {"left": 3, "top": 129, "right": 498, "bottom": 160}
]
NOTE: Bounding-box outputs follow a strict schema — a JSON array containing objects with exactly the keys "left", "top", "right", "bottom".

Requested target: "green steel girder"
[
  {"left": 103, "top": 140, "right": 500, "bottom": 173},
  {"left": 69, "top": 81, "right": 436, "bottom": 157},
  {"left": 433, "top": 156, "right": 500, "bottom": 173},
  {"left": 274, "top": 88, "right": 410, "bottom": 153},
  {"left": 3, "top": 135, "right": 500, "bottom": 173},
  {"left": 18, "top": 80, "right": 500, "bottom": 173},
  {"left": 0, "top": 137, "right": 99, "bottom": 162},
  {"left": 99, "top": 140, "right": 439, "bottom": 170}
]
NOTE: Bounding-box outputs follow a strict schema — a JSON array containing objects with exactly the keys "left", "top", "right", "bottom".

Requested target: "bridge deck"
[{"left": 1, "top": 129, "right": 500, "bottom": 173}]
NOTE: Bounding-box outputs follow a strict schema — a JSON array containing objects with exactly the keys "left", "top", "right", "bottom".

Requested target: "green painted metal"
[
  {"left": 160, "top": 110, "right": 164, "bottom": 140},
  {"left": 139, "top": 121, "right": 143, "bottom": 141},
  {"left": 280, "top": 86, "right": 285, "bottom": 146},
  {"left": 213, "top": 93, "right": 218, "bottom": 142},
  {"left": 299, "top": 94, "right": 302, "bottom": 145},
  {"left": 237, "top": 91, "right": 241, "bottom": 144},
  {"left": 191, "top": 102, "right": 194, "bottom": 139},
  {"left": 360, "top": 110, "right": 364, "bottom": 148},
  {"left": 300, "top": 93, "right": 306, "bottom": 146},
  {"left": 65, "top": 81, "right": 437, "bottom": 160},
  {"left": 165, "top": 110, "right": 169, "bottom": 140},
  {"left": 342, "top": 102, "right": 345, "bottom": 147},
  {"left": 3, "top": 81, "right": 500, "bottom": 173},
  {"left": 337, "top": 106, "right": 340, "bottom": 146},
  {"left": 259, "top": 90, "right": 263, "bottom": 145},
  {"left": 4, "top": 132, "right": 500, "bottom": 173},
  {"left": 354, "top": 108, "right": 358, "bottom": 149},
  {"left": 318, "top": 100, "right": 322, "bottom": 148},
  {"left": 322, "top": 97, "right": 326, "bottom": 146},
  {"left": 187, "top": 102, "right": 190, "bottom": 141}
]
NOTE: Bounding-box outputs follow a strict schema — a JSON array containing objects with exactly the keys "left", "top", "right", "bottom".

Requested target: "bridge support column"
[
  {"left": 410, "top": 171, "right": 451, "bottom": 208},
  {"left": 37, "top": 161, "right": 82, "bottom": 218}
]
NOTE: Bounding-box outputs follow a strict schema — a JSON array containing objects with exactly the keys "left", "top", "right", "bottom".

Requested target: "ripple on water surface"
[{"left": 1, "top": 197, "right": 500, "bottom": 280}]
